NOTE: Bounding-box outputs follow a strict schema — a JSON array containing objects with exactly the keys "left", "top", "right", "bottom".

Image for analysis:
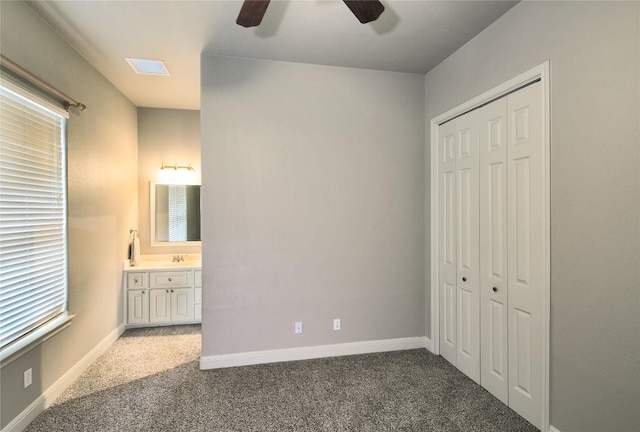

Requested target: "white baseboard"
[
  {"left": 549, "top": 426, "right": 561, "bottom": 432},
  {"left": 200, "top": 336, "right": 431, "bottom": 370},
  {"left": 1, "top": 323, "right": 126, "bottom": 432},
  {"left": 424, "top": 335, "right": 433, "bottom": 352}
]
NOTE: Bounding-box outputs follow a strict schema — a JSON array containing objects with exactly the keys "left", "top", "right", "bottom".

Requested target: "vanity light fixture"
[{"left": 160, "top": 163, "right": 196, "bottom": 172}]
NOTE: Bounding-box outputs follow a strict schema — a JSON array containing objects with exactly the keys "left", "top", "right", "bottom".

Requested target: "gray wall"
[
  {"left": 424, "top": 2, "right": 639, "bottom": 431},
  {"left": 0, "top": 1, "right": 138, "bottom": 428},
  {"left": 137, "top": 108, "right": 201, "bottom": 255},
  {"left": 200, "top": 56, "right": 425, "bottom": 356}
]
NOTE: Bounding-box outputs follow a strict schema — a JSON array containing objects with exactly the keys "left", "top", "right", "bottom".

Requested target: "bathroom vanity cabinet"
[{"left": 124, "top": 266, "right": 202, "bottom": 328}]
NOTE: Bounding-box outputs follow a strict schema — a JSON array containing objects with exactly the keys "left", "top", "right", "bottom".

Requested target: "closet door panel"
[
  {"left": 454, "top": 110, "right": 480, "bottom": 383},
  {"left": 479, "top": 97, "right": 509, "bottom": 404},
  {"left": 439, "top": 120, "right": 457, "bottom": 365},
  {"left": 514, "top": 157, "right": 532, "bottom": 284},
  {"left": 507, "top": 82, "right": 543, "bottom": 429},
  {"left": 443, "top": 281, "right": 456, "bottom": 349}
]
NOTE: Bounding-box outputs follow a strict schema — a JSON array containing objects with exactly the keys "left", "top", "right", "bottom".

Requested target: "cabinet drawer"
[
  {"left": 127, "top": 272, "right": 148, "bottom": 289},
  {"left": 194, "top": 270, "right": 202, "bottom": 287},
  {"left": 150, "top": 271, "right": 191, "bottom": 288}
]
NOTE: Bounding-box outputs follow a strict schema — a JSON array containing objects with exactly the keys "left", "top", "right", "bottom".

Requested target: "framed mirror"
[{"left": 150, "top": 182, "right": 201, "bottom": 246}]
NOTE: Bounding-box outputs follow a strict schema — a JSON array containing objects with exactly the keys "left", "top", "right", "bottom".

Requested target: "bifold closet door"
[
  {"left": 479, "top": 97, "right": 509, "bottom": 404},
  {"left": 438, "top": 119, "right": 458, "bottom": 367},
  {"left": 454, "top": 111, "right": 480, "bottom": 383},
  {"left": 478, "top": 82, "right": 543, "bottom": 427},
  {"left": 506, "top": 82, "right": 543, "bottom": 429},
  {"left": 439, "top": 81, "right": 544, "bottom": 429},
  {"left": 438, "top": 110, "right": 480, "bottom": 383}
]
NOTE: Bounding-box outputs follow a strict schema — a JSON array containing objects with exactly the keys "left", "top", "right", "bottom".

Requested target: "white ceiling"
[{"left": 28, "top": 0, "right": 517, "bottom": 110}]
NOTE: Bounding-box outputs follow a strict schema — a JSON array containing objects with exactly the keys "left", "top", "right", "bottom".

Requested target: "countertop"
[{"left": 123, "top": 254, "right": 202, "bottom": 271}]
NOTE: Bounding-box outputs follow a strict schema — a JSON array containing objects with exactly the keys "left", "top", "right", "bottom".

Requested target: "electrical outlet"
[
  {"left": 294, "top": 321, "right": 303, "bottom": 334},
  {"left": 333, "top": 318, "right": 341, "bottom": 331},
  {"left": 24, "top": 368, "right": 32, "bottom": 388}
]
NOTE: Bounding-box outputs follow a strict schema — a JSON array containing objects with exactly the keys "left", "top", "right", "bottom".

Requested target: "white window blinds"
[
  {"left": 168, "top": 185, "right": 187, "bottom": 241},
  {"left": 0, "top": 78, "right": 68, "bottom": 351}
]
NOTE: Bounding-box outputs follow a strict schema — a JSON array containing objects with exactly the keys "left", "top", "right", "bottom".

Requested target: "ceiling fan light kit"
[{"left": 236, "top": 0, "right": 385, "bottom": 28}]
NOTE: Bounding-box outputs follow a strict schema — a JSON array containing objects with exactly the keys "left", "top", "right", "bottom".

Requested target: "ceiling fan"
[{"left": 236, "top": 0, "right": 385, "bottom": 27}]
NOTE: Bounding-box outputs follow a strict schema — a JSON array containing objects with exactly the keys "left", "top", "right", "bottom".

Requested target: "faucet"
[{"left": 172, "top": 255, "right": 185, "bottom": 263}]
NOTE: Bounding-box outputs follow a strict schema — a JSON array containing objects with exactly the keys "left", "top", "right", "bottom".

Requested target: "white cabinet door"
[
  {"left": 149, "top": 289, "right": 171, "bottom": 323},
  {"left": 479, "top": 97, "right": 509, "bottom": 404},
  {"left": 127, "top": 290, "right": 149, "bottom": 324},
  {"left": 170, "top": 288, "right": 193, "bottom": 322},
  {"left": 507, "top": 82, "right": 543, "bottom": 429}
]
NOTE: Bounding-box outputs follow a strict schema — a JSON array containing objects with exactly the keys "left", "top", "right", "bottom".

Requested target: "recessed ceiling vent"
[{"left": 125, "top": 58, "right": 170, "bottom": 76}]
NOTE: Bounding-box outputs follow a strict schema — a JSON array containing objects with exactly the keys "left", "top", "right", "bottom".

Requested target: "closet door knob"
[
  {"left": 493, "top": 287, "right": 498, "bottom": 292},
  {"left": 462, "top": 277, "right": 467, "bottom": 282}
]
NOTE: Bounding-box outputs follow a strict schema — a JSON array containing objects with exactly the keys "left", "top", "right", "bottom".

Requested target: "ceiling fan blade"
[
  {"left": 236, "top": 0, "right": 271, "bottom": 28},
  {"left": 343, "top": 0, "right": 385, "bottom": 24}
]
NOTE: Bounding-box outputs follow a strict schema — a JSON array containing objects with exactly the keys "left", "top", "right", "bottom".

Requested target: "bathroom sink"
[{"left": 166, "top": 260, "right": 199, "bottom": 266}]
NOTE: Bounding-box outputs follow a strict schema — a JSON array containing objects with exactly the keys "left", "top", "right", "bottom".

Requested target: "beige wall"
[
  {"left": 137, "top": 108, "right": 201, "bottom": 255},
  {"left": 424, "top": 2, "right": 639, "bottom": 431},
  {"left": 200, "top": 56, "right": 425, "bottom": 356},
  {"left": 0, "top": 1, "right": 138, "bottom": 428}
]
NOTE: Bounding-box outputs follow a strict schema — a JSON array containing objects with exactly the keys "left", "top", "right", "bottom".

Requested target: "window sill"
[{"left": 0, "top": 313, "right": 76, "bottom": 367}]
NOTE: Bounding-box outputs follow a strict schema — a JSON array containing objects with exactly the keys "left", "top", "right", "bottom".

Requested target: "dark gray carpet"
[{"left": 26, "top": 325, "right": 537, "bottom": 431}]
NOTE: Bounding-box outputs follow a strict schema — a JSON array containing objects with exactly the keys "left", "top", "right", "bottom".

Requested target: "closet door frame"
[{"left": 429, "top": 62, "right": 550, "bottom": 432}]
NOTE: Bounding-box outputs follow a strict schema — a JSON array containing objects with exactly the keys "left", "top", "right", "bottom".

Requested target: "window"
[{"left": 0, "top": 78, "right": 69, "bottom": 359}]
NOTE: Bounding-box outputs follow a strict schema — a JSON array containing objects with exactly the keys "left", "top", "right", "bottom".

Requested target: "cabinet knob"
[
  {"left": 492, "top": 287, "right": 498, "bottom": 292},
  {"left": 168, "top": 278, "right": 172, "bottom": 282},
  {"left": 166, "top": 289, "right": 169, "bottom": 293},
  {"left": 171, "top": 289, "right": 174, "bottom": 293},
  {"left": 142, "top": 291, "right": 145, "bottom": 294},
  {"left": 462, "top": 277, "right": 467, "bottom": 282}
]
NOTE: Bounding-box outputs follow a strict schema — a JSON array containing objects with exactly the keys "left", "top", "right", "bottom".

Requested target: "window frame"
[{"left": 0, "top": 76, "right": 74, "bottom": 365}]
